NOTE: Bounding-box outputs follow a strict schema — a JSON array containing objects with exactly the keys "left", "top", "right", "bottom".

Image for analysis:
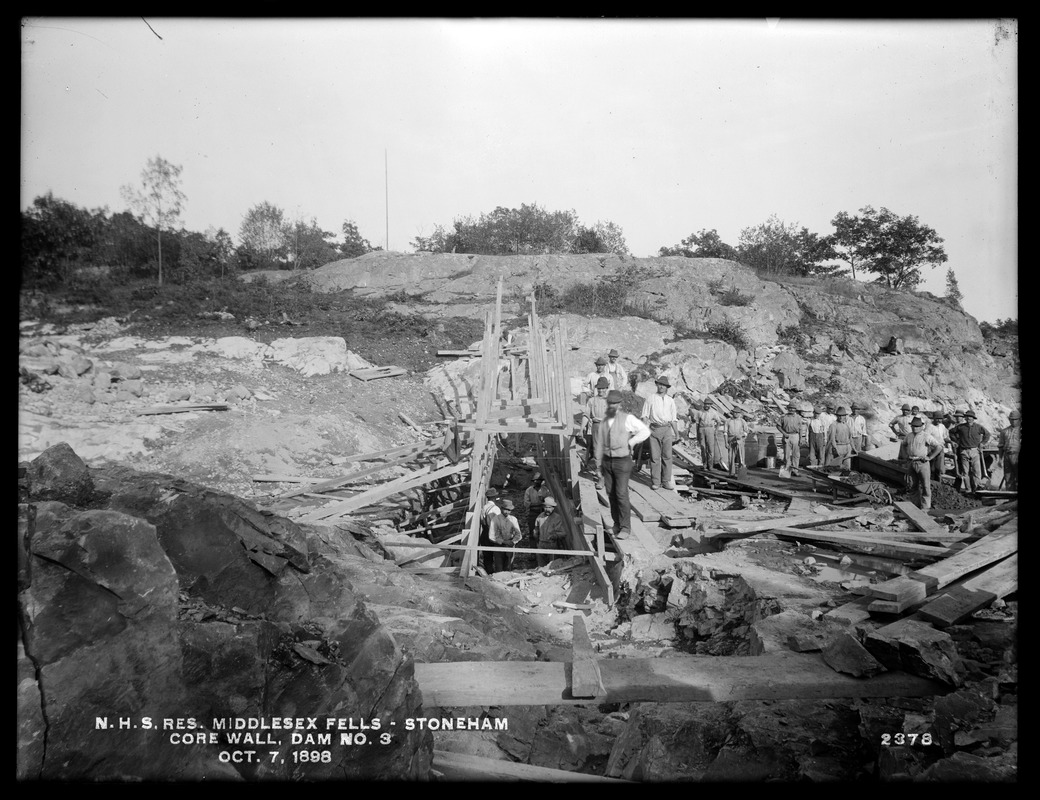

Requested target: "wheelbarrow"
[{"left": 802, "top": 465, "right": 895, "bottom": 505}]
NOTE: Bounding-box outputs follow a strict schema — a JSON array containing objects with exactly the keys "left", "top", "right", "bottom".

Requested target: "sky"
[{"left": 21, "top": 17, "right": 1017, "bottom": 323}]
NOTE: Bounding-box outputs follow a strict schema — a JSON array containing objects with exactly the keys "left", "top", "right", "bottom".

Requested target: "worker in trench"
[
  {"left": 582, "top": 377, "right": 610, "bottom": 474},
  {"left": 523, "top": 473, "right": 550, "bottom": 541},
  {"left": 488, "top": 499, "right": 523, "bottom": 573},
  {"left": 535, "top": 496, "right": 567, "bottom": 567},
  {"left": 899, "top": 416, "right": 945, "bottom": 511}
]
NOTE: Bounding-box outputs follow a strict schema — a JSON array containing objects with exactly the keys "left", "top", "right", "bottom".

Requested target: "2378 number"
[{"left": 881, "top": 733, "right": 933, "bottom": 746}]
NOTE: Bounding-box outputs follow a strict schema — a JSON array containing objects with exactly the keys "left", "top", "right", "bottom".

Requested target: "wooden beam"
[
  {"left": 867, "top": 522, "right": 1017, "bottom": 611},
  {"left": 296, "top": 461, "right": 467, "bottom": 522},
  {"left": 137, "top": 403, "right": 229, "bottom": 415},
  {"left": 768, "top": 527, "right": 953, "bottom": 561},
  {"left": 918, "top": 554, "right": 1018, "bottom": 627},
  {"left": 893, "top": 500, "right": 944, "bottom": 533},
  {"left": 570, "top": 614, "right": 606, "bottom": 699},
  {"left": 413, "top": 652, "right": 948, "bottom": 707},
  {"left": 432, "top": 750, "right": 632, "bottom": 783},
  {"left": 276, "top": 450, "right": 435, "bottom": 500},
  {"left": 702, "top": 510, "right": 864, "bottom": 539}
]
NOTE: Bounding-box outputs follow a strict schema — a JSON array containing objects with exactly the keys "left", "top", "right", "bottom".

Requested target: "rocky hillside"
[{"left": 256, "top": 252, "right": 1018, "bottom": 435}]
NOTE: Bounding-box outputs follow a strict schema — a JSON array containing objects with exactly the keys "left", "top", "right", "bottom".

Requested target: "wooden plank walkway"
[{"left": 414, "top": 652, "right": 948, "bottom": 706}]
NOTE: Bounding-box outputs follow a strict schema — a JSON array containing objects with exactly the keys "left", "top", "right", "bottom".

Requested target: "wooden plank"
[
  {"left": 703, "top": 510, "right": 864, "bottom": 538},
  {"left": 413, "top": 652, "right": 947, "bottom": 707},
  {"left": 867, "top": 523, "right": 1017, "bottom": 609},
  {"left": 297, "top": 461, "right": 466, "bottom": 522},
  {"left": 349, "top": 366, "right": 407, "bottom": 381},
  {"left": 251, "top": 474, "right": 313, "bottom": 483},
  {"left": 893, "top": 500, "right": 943, "bottom": 533},
  {"left": 918, "top": 554, "right": 1017, "bottom": 626},
  {"left": 457, "top": 422, "right": 570, "bottom": 434},
  {"left": 570, "top": 615, "right": 605, "bottom": 699},
  {"left": 432, "top": 750, "right": 631, "bottom": 783},
  {"left": 136, "top": 403, "right": 229, "bottom": 415},
  {"left": 394, "top": 542, "right": 619, "bottom": 561},
  {"left": 768, "top": 527, "right": 952, "bottom": 561},
  {"left": 398, "top": 412, "right": 425, "bottom": 433},
  {"left": 276, "top": 451, "right": 434, "bottom": 500}
]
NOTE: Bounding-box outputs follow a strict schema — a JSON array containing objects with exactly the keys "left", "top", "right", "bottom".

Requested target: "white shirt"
[
  {"left": 849, "top": 414, "right": 868, "bottom": 437},
  {"left": 809, "top": 415, "right": 829, "bottom": 434},
  {"left": 607, "top": 361, "right": 628, "bottom": 389},
  {"left": 819, "top": 412, "right": 836, "bottom": 430},
  {"left": 604, "top": 412, "right": 651, "bottom": 445},
  {"left": 641, "top": 393, "right": 678, "bottom": 425},
  {"left": 585, "top": 370, "right": 614, "bottom": 395}
]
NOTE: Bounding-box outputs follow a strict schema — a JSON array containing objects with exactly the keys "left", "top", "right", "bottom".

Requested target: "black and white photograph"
[{"left": 19, "top": 17, "right": 1018, "bottom": 782}]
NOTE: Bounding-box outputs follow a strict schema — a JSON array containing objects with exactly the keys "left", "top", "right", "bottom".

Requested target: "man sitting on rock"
[{"left": 899, "top": 417, "right": 944, "bottom": 511}]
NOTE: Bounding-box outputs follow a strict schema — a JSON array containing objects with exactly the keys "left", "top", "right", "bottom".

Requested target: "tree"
[
  {"left": 21, "top": 193, "right": 104, "bottom": 289},
  {"left": 828, "top": 206, "right": 947, "bottom": 290},
  {"left": 945, "top": 267, "right": 963, "bottom": 308},
  {"left": 287, "top": 218, "right": 339, "bottom": 270},
  {"left": 829, "top": 211, "right": 871, "bottom": 280},
  {"left": 412, "top": 224, "right": 451, "bottom": 253},
  {"left": 120, "top": 155, "right": 186, "bottom": 286},
  {"left": 571, "top": 221, "right": 629, "bottom": 255},
  {"left": 238, "top": 201, "right": 287, "bottom": 268},
  {"left": 736, "top": 215, "right": 836, "bottom": 276},
  {"left": 659, "top": 228, "right": 739, "bottom": 260},
  {"left": 340, "top": 220, "right": 375, "bottom": 258}
]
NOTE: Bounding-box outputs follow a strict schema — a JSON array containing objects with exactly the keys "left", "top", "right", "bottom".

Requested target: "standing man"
[
  {"left": 807, "top": 405, "right": 828, "bottom": 467},
  {"left": 949, "top": 409, "right": 991, "bottom": 493},
  {"left": 820, "top": 403, "right": 837, "bottom": 432},
  {"left": 997, "top": 410, "right": 1021, "bottom": 491},
  {"left": 583, "top": 377, "right": 610, "bottom": 469},
  {"left": 899, "top": 417, "right": 945, "bottom": 511},
  {"left": 581, "top": 356, "right": 613, "bottom": 404},
  {"left": 535, "top": 496, "right": 567, "bottom": 567},
  {"left": 948, "top": 410, "right": 966, "bottom": 488},
  {"left": 479, "top": 488, "right": 502, "bottom": 573},
  {"left": 925, "top": 411, "right": 951, "bottom": 482},
  {"left": 489, "top": 499, "right": 523, "bottom": 573},
  {"left": 826, "top": 406, "right": 859, "bottom": 470},
  {"left": 850, "top": 403, "right": 870, "bottom": 451},
  {"left": 694, "top": 398, "right": 725, "bottom": 470},
  {"left": 524, "top": 473, "right": 550, "bottom": 541},
  {"left": 725, "top": 410, "right": 750, "bottom": 475},
  {"left": 606, "top": 349, "right": 628, "bottom": 392},
  {"left": 890, "top": 404, "right": 914, "bottom": 441},
  {"left": 594, "top": 389, "right": 650, "bottom": 539},
  {"left": 641, "top": 376, "right": 679, "bottom": 490},
  {"left": 779, "top": 404, "right": 803, "bottom": 474}
]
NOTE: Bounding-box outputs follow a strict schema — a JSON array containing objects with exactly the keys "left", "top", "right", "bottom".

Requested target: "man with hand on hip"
[
  {"left": 641, "top": 375, "right": 679, "bottom": 490},
  {"left": 594, "top": 389, "right": 650, "bottom": 538}
]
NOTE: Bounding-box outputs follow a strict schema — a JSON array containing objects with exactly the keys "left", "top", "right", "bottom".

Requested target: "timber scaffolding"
[
  {"left": 455, "top": 280, "right": 614, "bottom": 598},
  {"left": 264, "top": 280, "right": 617, "bottom": 600}
]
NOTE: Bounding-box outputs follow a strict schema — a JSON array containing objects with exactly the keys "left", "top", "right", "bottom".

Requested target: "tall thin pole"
[{"left": 384, "top": 149, "right": 389, "bottom": 251}]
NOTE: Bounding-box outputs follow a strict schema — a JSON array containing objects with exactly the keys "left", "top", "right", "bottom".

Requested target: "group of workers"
[{"left": 478, "top": 347, "right": 1021, "bottom": 571}]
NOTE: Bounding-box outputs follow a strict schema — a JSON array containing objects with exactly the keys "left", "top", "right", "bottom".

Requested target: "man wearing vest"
[
  {"left": 594, "top": 389, "right": 650, "bottom": 538},
  {"left": 780, "top": 405, "right": 803, "bottom": 474},
  {"left": 826, "top": 406, "right": 859, "bottom": 470},
  {"left": 693, "top": 398, "right": 725, "bottom": 469},
  {"left": 808, "top": 405, "right": 828, "bottom": 466},
  {"left": 899, "top": 417, "right": 945, "bottom": 510},
  {"left": 950, "top": 409, "right": 991, "bottom": 493},
  {"left": 583, "top": 377, "right": 610, "bottom": 471},
  {"left": 606, "top": 349, "right": 628, "bottom": 392},
  {"left": 725, "top": 411, "right": 750, "bottom": 475},
  {"left": 641, "top": 375, "right": 679, "bottom": 490},
  {"left": 998, "top": 410, "right": 1021, "bottom": 491}
]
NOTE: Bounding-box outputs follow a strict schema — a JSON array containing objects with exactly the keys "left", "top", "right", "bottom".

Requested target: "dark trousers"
[
  {"left": 478, "top": 524, "right": 494, "bottom": 572},
  {"left": 648, "top": 425, "right": 674, "bottom": 487},
  {"left": 601, "top": 455, "right": 634, "bottom": 534},
  {"left": 585, "top": 422, "right": 600, "bottom": 461},
  {"left": 931, "top": 450, "right": 944, "bottom": 481},
  {"left": 526, "top": 509, "right": 542, "bottom": 539}
]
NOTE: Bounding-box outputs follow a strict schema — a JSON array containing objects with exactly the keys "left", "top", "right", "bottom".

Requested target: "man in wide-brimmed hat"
[
  {"left": 606, "top": 348, "right": 628, "bottom": 392},
  {"left": 594, "top": 389, "right": 650, "bottom": 538},
  {"left": 641, "top": 375, "right": 679, "bottom": 490},
  {"left": 950, "top": 409, "right": 991, "bottom": 493},
  {"left": 826, "top": 406, "right": 859, "bottom": 470},
  {"left": 998, "top": 410, "right": 1021, "bottom": 491},
  {"left": 899, "top": 417, "right": 945, "bottom": 510}
]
